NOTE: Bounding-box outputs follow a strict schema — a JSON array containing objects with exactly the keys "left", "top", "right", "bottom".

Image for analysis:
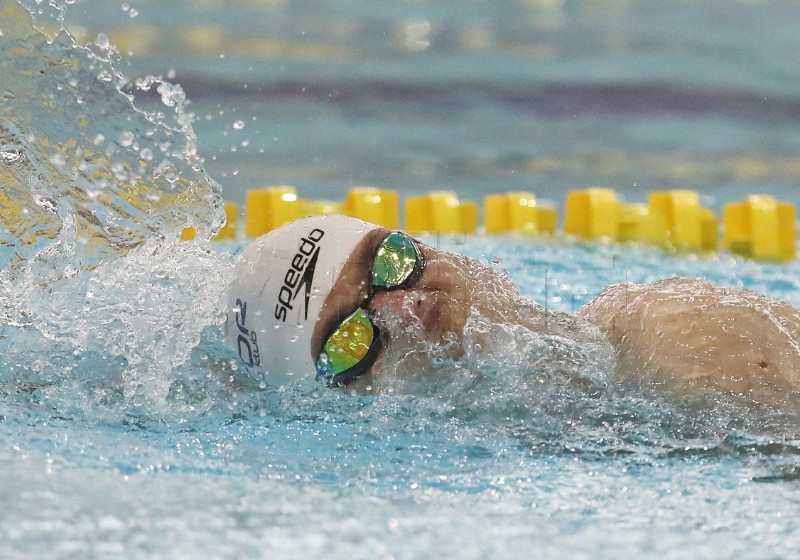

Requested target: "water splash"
[
  {"left": 0, "top": 0, "right": 224, "bottom": 282},
  {"left": 0, "top": 0, "right": 232, "bottom": 420}
]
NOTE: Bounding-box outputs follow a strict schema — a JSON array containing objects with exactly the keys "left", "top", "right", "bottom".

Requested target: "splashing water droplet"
[
  {"left": 95, "top": 33, "right": 110, "bottom": 49},
  {"left": 0, "top": 148, "right": 22, "bottom": 165},
  {"left": 32, "top": 193, "right": 57, "bottom": 213},
  {"left": 111, "top": 162, "right": 128, "bottom": 181},
  {"left": 119, "top": 131, "right": 135, "bottom": 147}
]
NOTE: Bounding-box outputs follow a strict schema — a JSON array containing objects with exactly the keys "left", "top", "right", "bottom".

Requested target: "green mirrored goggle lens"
[
  {"left": 319, "top": 308, "right": 375, "bottom": 374},
  {"left": 371, "top": 231, "right": 418, "bottom": 289}
]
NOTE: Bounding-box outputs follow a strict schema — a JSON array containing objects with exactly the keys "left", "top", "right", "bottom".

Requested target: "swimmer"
[{"left": 225, "top": 215, "right": 800, "bottom": 406}]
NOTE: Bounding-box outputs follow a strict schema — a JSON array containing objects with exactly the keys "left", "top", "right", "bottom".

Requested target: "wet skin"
[
  {"left": 579, "top": 277, "right": 800, "bottom": 404},
  {"left": 313, "top": 229, "right": 800, "bottom": 405},
  {"left": 312, "top": 228, "right": 604, "bottom": 391}
]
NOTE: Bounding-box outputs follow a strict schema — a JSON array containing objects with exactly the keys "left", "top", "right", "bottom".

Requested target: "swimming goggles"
[{"left": 315, "top": 231, "right": 424, "bottom": 387}]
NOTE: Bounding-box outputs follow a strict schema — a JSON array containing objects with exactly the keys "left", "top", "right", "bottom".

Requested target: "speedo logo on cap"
[{"left": 274, "top": 228, "right": 325, "bottom": 322}]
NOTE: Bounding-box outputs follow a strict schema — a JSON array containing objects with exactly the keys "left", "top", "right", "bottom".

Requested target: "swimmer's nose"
[
  {"left": 369, "top": 290, "right": 426, "bottom": 320},
  {"left": 368, "top": 289, "right": 443, "bottom": 333},
  {"left": 368, "top": 290, "right": 415, "bottom": 317}
]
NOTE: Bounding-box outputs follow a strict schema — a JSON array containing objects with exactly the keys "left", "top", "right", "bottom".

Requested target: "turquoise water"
[{"left": 3, "top": 1, "right": 800, "bottom": 558}]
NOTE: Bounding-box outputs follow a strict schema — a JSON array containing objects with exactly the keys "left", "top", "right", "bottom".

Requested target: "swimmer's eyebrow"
[{"left": 347, "top": 227, "right": 388, "bottom": 267}]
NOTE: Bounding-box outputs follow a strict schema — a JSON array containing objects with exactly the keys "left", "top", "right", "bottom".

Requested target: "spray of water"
[
  {"left": 1, "top": 0, "right": 798, "bottom": 468},
  {"left": 0, "top": 0, "right": 234, "bottom": 422},
  {"left": 1, "top": 0, "right": 223, "bottom": 278}
]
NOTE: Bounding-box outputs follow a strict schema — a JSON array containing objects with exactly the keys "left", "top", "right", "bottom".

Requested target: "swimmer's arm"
[{"left": 579, "top": 277, "right": 800, "bottom": 404}]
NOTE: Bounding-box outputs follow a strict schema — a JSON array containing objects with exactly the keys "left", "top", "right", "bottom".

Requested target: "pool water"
[{"left": 2, "top": 1, "right": 800, "bottom": 558}]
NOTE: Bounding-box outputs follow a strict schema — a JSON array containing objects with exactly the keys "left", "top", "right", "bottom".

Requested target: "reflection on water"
[{"left": 53, "top": 0, "right": 800, "bottom": 210}]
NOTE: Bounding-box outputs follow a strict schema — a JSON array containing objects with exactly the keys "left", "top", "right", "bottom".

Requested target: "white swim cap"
[{"left": 225, "top": 215, "right": 381, "bottom": 386}]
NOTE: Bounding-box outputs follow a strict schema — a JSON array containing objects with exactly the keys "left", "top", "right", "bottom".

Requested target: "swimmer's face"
[{"left": 312, "top": 228, "right": 523, "bottom": 390}]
